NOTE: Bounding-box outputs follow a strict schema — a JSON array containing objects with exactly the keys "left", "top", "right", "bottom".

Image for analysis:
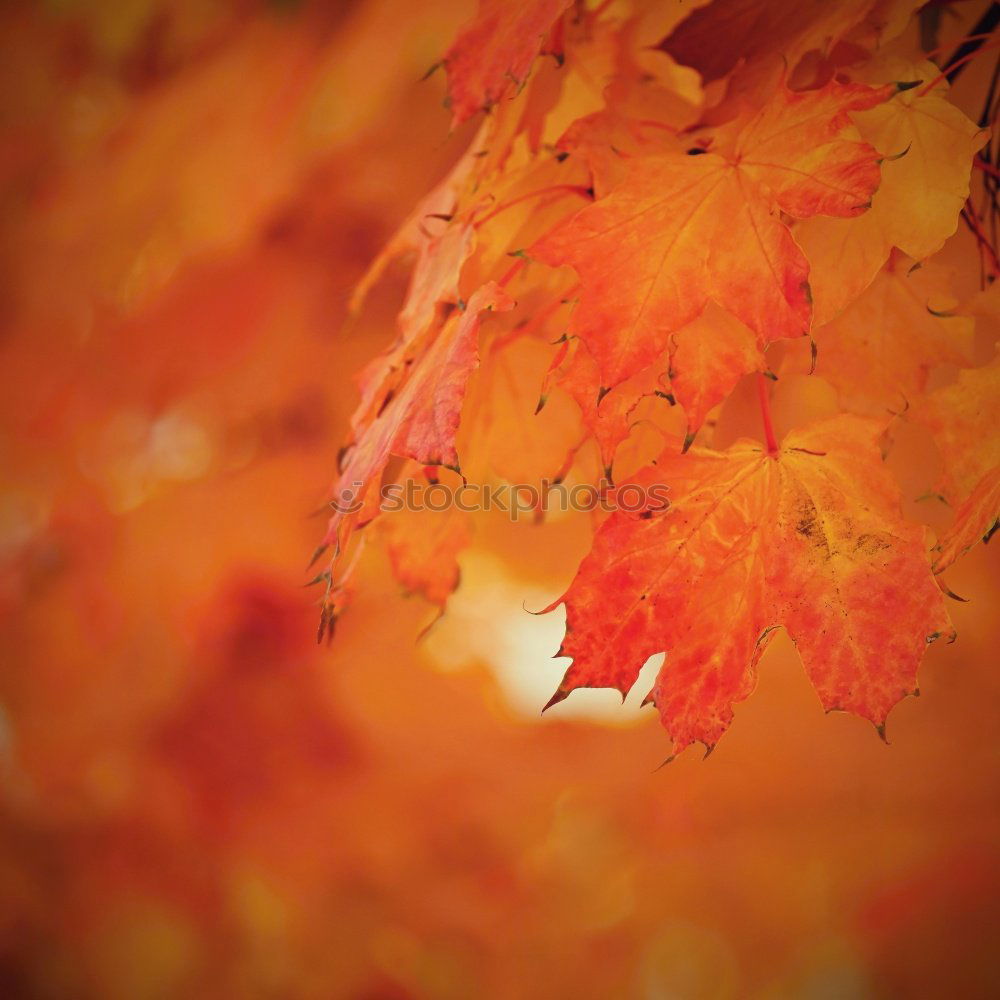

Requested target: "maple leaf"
[
  {"left": 932, "top": 468, "right": 1000, "bottom": 574},
  {"left": 323, "top": 282, "right": 514, "bottom": 551},
  {"left": 464, "top": 332, "right": 583, "bottom": 486},
  {"left": 659, "top": 0, "right": 919, "bottom": 84},
  {"left": 349, "top": 219, "right": 477, "bottom": 439},
  {"left": 916, "top": 353, "right": 1000, "bottom": 502},
  {"left": 347, "top": 115, "right": 502, "bottom": 323},
  {"left": 398, "top": 221, "right": 476, "bottom": 346},
  {"left": 914, "top": 354, "right": 1000, "bottom": 572},
  {"left": 782, "top": 255, "right": 974, "bottom": 415},
  {"left": 442, "top": 0, "right": 572, "bottom": 125},
  {"left": 381, "top": 500, "right": 472, "bottom": 608},
  {"left": 317, "top": 0, "right": 994, "bottom": 755},
  {"left": 670, "top": 303, "right": 766, "bottom": 441},
  {"left": 539, "top": 258, "right": 763, "bottom": 462},
  {"left": 543, "top": 335, "right": 670, "bottom": 477},
  {"left": 544, "top": 415, "right": 951, "bottom": 754},
  {"left": 462, "top": 156, "right": 593, "bottom": 290},
  {"left": 551, "top": 109, "right": 644, "bottom": 198},
  {"left": 796, "top": 58, "right": 988, "bottom": 324},
  {"left": 530, "top": 78, "right": 887, "bottom": 391}
]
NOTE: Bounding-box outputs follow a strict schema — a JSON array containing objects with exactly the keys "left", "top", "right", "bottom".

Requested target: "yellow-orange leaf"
[
  {"left": 465, "top": 333, "right": 582, "bottom": 485},
  {"left": 381, "top": 501, "right": 472, "bottom": 607},
  {"left": 787, "top": 256, "right": 974, "bottom": 415},
  {"left": 797, "top": 58, "right": 988, "bottom": 324},
  {"left": 932, "top": 468, "right": 1000, "bottom": 574},
  {"left": 915, "top": 354, "right": 1000, "bottom": 572}
]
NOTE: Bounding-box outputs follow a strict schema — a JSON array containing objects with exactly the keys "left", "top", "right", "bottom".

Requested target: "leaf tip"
[
  {"left": 306, "top": 543, "right": 328, "bottom": 570},
  {"left": 938, "top": 580, "right": 969, "bottom": 602},
  {"left": 316, "top": 607, "right": 337, "bottom": 645},
  {"left": 420, "top": 60, "right": 442, "bottom": 82},
  {"left": 542, "top": 688, "right": 569, "bottom": 713}
]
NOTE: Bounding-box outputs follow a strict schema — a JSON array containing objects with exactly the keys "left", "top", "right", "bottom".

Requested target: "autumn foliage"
[
  {"left": 326, "top": 0, "right": 998, "bottom": 757},
  {"left": 2, "top": 0, "right": 1000, "bottom": 996}
]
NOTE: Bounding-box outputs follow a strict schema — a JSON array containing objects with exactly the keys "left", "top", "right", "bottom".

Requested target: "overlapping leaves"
[{"left": 324, "top": 0, "right": 998, "bottom": 752}]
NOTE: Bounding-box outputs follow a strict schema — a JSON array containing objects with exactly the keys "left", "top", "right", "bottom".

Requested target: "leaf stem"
[
  {"left": 497, "top": 257, "right": 527, "bottom": 289},
  {"left": 473, "top": 185, "right": 593, "bottom": 230},
  {"left": 488, "top": 284, "right": 578, "bottom": 353},
  {"left": 974, "top": 155, "right": 1000, "bottom": 181},
  {"left": 918, "top": 39, "right": 1000, "bottom": 96},
  {"left": 962, "top": 200, "right": 1000, "bottom": 278},
  {"left": 757, "top": 372, "right": 779, "bottom": 455},
  {"left": 922, "top": 31, "right": 998, "bottom": 61}
]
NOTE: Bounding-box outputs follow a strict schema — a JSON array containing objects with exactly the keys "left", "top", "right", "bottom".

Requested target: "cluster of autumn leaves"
[
  {"left": 6, "top": 2, "right": 1000, "bottom": 994},
  {"left": 327, "top": 0, "right": 999, "bottom": 754}
]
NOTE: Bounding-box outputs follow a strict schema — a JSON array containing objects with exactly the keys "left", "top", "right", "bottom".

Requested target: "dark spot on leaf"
[
  {"left": 796, "top": 512, "right": 817, "bottom": 538},
  {"left": 852, "top": 532, "right": 891, "bottom": 556}
]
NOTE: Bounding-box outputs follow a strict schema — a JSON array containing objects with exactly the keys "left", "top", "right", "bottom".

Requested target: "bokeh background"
[{"left": 1, "top": 1, "right": 999, "bottom": 997}]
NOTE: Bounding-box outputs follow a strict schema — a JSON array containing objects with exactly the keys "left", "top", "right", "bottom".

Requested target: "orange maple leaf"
[
  {"left": 381, "top": 498, "right": 472, "bottom": 608},
  {"left": 544, "top": 416, "right": 952, "bottom": 755},
  {"left": 530, "top": 78, "right": 888, "bottom": 390},
  {"left": 670, "top": 303, "right": 766, "bottom": 442},
  {"left": 443, "top": 0, "right": 571, "bottom": 125},
  {"left": 543, "top": 335, "right": 670, "bottom": 477},
  {"left": 324, "top": 282, "right": 514, "bottom": 551},
  {"left": 465, "top": 333, "right": 583, "bottom": 485}
]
